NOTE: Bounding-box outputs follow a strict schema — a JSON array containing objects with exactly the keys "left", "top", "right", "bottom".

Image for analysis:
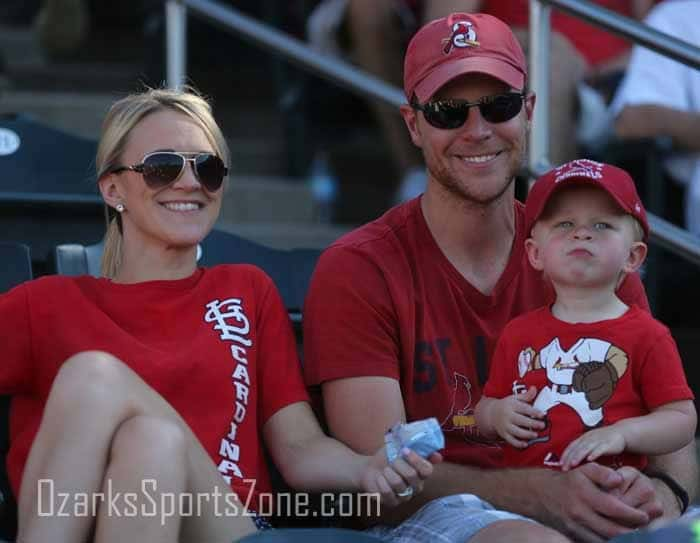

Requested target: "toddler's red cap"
[{"left": 525, "top": 159, "right": 649, "bottom": 240}]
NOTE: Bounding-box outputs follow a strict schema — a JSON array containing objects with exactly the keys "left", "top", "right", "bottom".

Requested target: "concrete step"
[
  {"left": 0, "top": 90, "right": 291, "bottom": 177},
  {"left": 0, "top": 20, "right": 149, "bottom": 93},
  {"left": 0, "top": 93, "right": 316, "bottom": 226},
  {"left": 215, "top": 220, "right": 349, "bottom": 250},
  {"left": 0, "top": 91, "right": 119, "bottom": 140},
  {"left": 222, "top": 176, "right": 314, "bottom": 224},
  {"left": 0, "top": 22, "right": 44, "bottom": 69}
]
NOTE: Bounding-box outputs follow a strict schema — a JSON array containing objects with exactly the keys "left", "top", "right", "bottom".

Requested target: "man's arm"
[
  {"left": 610, "top": 3, "right": 699, "bottom": 153},
  {"left": 615, "top": 105, "right": 700, "bottom": 153},
  {"left": 323, "top": 376, "right": 653, "bottom": 542},
  {"left": 646, "top": 440, "right": 699, "bottom": 523}
]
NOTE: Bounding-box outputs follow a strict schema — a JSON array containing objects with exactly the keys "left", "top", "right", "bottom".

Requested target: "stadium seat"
[
  {"left": 0, "top": 243, "right": 32, "bottom": 293},
  {"left": 0, "top": 242, "right": 32, "bottom": 542},
  {"left": 0, "top": 114, "right": 103, "bottom": 274}
]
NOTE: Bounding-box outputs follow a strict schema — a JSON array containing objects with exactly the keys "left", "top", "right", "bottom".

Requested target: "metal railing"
[
  {"left": 165, "top": 0, "right": 700, "bottom": 267},
  {"left": 529, "top": 0, "right": 700, "bottom": 268},
  {"left": 165, "top": 0, "right": 403, "bottom": 106}
]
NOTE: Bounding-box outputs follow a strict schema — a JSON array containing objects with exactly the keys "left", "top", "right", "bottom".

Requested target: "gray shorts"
[{"left": 365, "top": 494, "right": 534, "bottom": 543}]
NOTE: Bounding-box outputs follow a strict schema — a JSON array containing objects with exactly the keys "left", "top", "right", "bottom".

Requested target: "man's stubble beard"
[{"left": 425, "top": 126, "right": 528, "bottom": 208}]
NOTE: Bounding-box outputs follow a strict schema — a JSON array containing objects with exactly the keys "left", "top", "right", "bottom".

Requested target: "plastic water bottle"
[{"left": 308, "top": 152, "right": 338, "bottom": 224}]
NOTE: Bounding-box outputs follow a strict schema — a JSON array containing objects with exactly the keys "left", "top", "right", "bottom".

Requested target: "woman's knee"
[
  {"left": 110, "top": 415, "right": 187, "bottom": 466},
  {"left": 50, "top": 351, "right": 132, "bottom": 409}
]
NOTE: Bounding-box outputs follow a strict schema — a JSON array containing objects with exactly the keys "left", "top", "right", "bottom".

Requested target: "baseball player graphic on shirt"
[{"left": 517, "top": 338, "right": 628, "bottom": 431}]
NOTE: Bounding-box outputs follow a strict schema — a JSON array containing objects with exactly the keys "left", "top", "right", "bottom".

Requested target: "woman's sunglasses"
[
  {"left": 109, "top": 151, "right": 228, "bottom": 192},
  {"left": 412, "top": 92, "right": 527, "bottom": 130}
]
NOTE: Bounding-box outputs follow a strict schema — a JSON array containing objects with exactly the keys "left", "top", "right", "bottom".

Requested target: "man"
[
  {"left": 304, "top": 12, "right": 698, "bottom": 543},
  {"left": 610, "top": 0, "right": 700, "bottom": 238}
]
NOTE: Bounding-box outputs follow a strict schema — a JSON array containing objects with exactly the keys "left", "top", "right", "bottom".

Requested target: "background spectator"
[
  {"left": 610, "top": 0, "right": 700, "bottom": 238},
  {"left": 309, "top": 0, "right": 655, "bottom": 204},
  {"left": 308, "top": 0, "right": 471, "bottom": 203}
]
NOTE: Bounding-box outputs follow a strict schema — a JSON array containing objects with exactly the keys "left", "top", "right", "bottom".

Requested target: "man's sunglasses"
[
  {"left": 109, "top": 151, "right": 228, "bottom": 192},
  {"left": 412, "top": 92, "right": 526, "bottom": 130}
]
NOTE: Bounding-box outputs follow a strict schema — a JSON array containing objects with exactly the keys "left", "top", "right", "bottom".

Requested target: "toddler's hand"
[
  {"left": 560, "top": 426, "right": 625, "bottom": 470},
  {"left": 493, "top": 386, "right": 545, "bottom": 448}
]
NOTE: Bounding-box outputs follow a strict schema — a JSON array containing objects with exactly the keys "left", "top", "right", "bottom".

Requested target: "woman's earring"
[{"left": 115, "top": 203, "right": 125, "bottom": 213}]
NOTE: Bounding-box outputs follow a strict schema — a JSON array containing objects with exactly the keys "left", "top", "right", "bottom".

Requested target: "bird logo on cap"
[{"left": 443, "top": 19, "right": 480, "bottom": 54}]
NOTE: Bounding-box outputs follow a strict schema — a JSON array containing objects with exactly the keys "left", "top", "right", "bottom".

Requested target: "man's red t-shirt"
[{"left": 303, "top": 198, "right": 648, "bottom": 468}]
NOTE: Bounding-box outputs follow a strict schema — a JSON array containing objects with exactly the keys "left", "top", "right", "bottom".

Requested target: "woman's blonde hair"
[{"left": 96, "top": 87, "right": 229, "bottom": 278}]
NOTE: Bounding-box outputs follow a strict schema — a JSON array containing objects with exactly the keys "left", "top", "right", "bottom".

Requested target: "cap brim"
[
  {"left": 527, "top": 177, "right": 649, "bottom": 239},
  {"left": 413, "top": 57, "right": 525, "bottom": 102}
]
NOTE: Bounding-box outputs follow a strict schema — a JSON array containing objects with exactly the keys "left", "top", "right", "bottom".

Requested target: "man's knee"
[{"left": 471, "top": 519, "right": 571, "bottom": 543}]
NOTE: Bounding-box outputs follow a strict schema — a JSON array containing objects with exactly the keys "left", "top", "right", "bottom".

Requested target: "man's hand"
[
  {"left": 572, "top": 361, "right": 618, "bottom": 409},
  {"left": 617, "top": 468, "right": 685, "bottom": 530},
  {"left": 611, "top": 466, "right": 665, "bottom": 523},
  {"left": 534, "top": 463, "right": 650, "bottom": 543},
  {"left": 560, "top": 427, "right": 626, "bottom": 470}
]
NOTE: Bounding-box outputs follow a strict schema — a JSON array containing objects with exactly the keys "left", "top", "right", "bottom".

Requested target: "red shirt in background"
[{"left": 483, "top": 0, "right": 637, "bottom": 66}]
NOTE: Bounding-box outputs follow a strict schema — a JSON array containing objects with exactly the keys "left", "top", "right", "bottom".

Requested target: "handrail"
[
  {"left": 527, "top": 1, "right": 551, "bottom": 175},
  {"left": 166, "top": 0, "right": 187, "bottom": 90},
  {"left": 542, "top": 0, "right": 700, "bottom": 70},
  {"left": 529, "top": 0, "right": 700, "bottom": 265},
  {"left": 165, "top": 0, "right": 700, "bottom": 266},
  {"left": 649, "top": 216, "right": 700, "bottom": 268},
  {"left": 168, "top": 0, "right": 404, "bottom": 107}
]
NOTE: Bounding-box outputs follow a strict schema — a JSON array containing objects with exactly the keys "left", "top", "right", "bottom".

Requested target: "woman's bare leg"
[
  {"left": 18, "top": 351, "right": 255, "bottom": 543},
  {"left": 94, "top": 416, "right": 186, "bottom": 543}
]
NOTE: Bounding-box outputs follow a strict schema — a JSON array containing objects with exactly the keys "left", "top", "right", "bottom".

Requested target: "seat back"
[
  {"left": 0, "top": 243, "right": 32, "bottom": 293},
  {"left": 0, "top": 242, "right": 32, "bottom": 541},
  {"left": 0, "top": 115, "right": 103, "bottom": 273},
  {"left": 198, "top": 229, "right": 320, "bottom": 323},
  {"left": 53, "top": 242, "right": 103, "bottom": 277}
]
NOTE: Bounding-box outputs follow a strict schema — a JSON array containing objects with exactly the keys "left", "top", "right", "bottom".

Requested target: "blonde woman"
[{"left": 0, "top": 88, "right": 438, "bottom": 543}]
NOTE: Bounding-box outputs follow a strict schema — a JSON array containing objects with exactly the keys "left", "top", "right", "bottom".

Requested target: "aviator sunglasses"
[
  {"left": 412, "top": 92, "right": 527, "bottom": 130},
  {"left": 109, "top": 151, "right": 228, "bottom": 192}
]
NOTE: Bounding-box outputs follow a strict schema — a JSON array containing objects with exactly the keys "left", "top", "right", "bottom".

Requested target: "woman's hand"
[{"left": 360, "top": 447, "right": 442, "bottom": 507}]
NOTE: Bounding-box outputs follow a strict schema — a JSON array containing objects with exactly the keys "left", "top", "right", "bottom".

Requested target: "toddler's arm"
[{"left": 560, "top": 400, "right": 697, "bottom": 470}]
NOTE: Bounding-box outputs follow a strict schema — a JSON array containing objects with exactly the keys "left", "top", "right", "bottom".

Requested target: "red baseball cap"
[
  {"left": 404, "top": 12, "right": 527, "bottom": 103},
  {"left": 524, "top": 159, "right": 649, "bottom": 240}
]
